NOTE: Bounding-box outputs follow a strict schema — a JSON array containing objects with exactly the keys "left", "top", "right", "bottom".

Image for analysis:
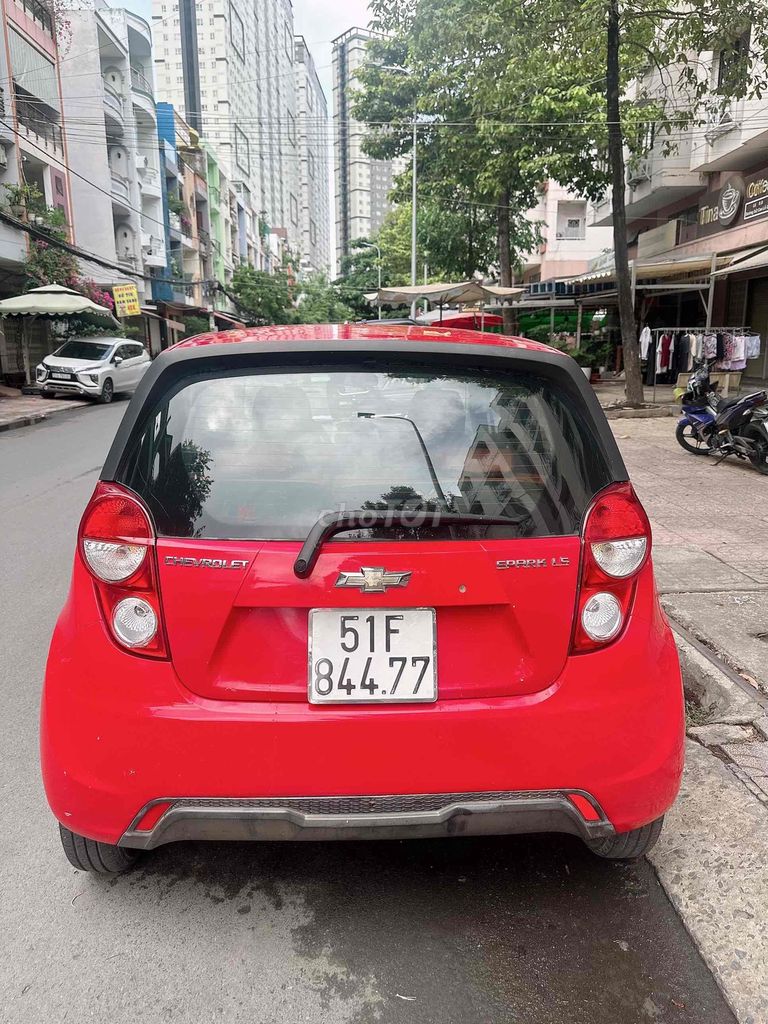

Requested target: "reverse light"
[
  {"left": 581, "top": 592, "right": 623, "bottom": 642},
  {"left": 78, "top": 482, "right": 167, "bottom": 658},
  {"left": 112, "top": 597, "right": 158, "bottom": 647},
  {"left": 83, "top": 539, "right": 146, "bottom": 582},
  {"left": 571, "top": 482, "right": 651, "bottom": 654},
  {"left": 591, "top": 537, "right": 647, "bottom": 578}
]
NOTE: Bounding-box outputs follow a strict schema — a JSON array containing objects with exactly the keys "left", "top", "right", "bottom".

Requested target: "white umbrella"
[
  {"left": 0, "top": 283, "right": 119, "bottom": 385},
  {"left": 0, "top": 282, "right": 118, "bottom": 319}
]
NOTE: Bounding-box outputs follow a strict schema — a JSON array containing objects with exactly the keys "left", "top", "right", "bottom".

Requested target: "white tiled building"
[
  {"left": 152, "top": 0, "right": 302, "bottom": 264},
  {"left": 332, "top": 27, "right": 400, "bottom": 271},
  {"left": 521, "top": 181, "right": 613, "bottom": 284},
  {"left": 294, "top": 36, "right": 330, "bottom": 275}
]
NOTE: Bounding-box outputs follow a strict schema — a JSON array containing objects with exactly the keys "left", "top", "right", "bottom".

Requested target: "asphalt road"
[{"left": 0, "top": 402, "right": 737, "bottom": 1024}]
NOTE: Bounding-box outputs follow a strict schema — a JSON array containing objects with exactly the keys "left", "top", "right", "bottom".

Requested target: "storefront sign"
[
  {"left": 112, "top": 283, "right": 141, "bottom": 318},
  {"left": 697, "top": 167, "right": 768, "bottom": 236},
  {"left": 637, "top": 220, "right": 678, "bottom": 258}
]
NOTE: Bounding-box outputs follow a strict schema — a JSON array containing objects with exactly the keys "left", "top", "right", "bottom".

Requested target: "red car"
[{"left": 41, "top": 324, "right": 684, "bottom": 873}]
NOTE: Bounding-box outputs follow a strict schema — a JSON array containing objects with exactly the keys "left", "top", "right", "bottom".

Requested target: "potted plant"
[{"left": 2, "top": 182, "right": 44, "bottom": 219}]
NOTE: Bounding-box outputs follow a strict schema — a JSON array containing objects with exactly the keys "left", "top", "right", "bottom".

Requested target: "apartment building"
[
  {"left": 294, "top": 36, "right": 330, "bottom": 275},
  {"left": 592, "top": 45, "right": 768, "bottom": 377},
  {"left": 152, "top": 0, "right": 303, "bottom": 266},
  {"left": 62, "top": 4, "right": 166, "bottom": 301},
  {"left": 521, "top": 181, "right": 613, "bottom": 285},
  {"left": 0, "top": 0, "right": 72, "bottom": 382},
  {"left": 332, "top": 27, "right": 400, "bottom": 270}
]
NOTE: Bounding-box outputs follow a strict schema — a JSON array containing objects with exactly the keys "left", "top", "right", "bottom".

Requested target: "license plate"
[
  {"left": 51, "top": 372, "right": 72, "bottom": 380},
  {"left": 309, "top": 608, "right": 437, "bottom": 704}
]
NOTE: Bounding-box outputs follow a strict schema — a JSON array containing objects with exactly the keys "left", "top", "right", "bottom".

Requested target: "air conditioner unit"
[
  {"left": 0, "top": 144, "right": 7, "bottom": 169},
  {"left": 627, "top": 159, "right": 652, "bottom": 188}
]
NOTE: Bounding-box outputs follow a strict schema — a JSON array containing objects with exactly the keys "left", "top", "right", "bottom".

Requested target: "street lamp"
[
  {"left": 356, "top": 241, "right": 382, "bottom": 319},
  {"left": 379, "top": 64, "right": 418, "bottom": 319},
  {"left": 357, "top": 412, "right": 447, "bottom": 506}
]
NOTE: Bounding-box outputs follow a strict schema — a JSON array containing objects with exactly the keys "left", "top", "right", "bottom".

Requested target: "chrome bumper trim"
[{"left": 120, "top": 790, "right": 613, "bottom": 849}]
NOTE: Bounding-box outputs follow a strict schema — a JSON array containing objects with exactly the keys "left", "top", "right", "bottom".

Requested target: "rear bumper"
[
  {"left": 41, "top": 570, "right": 684, "bottom": 847},
  {"left": 121, "top": 790, "right": 614, "bottom": 849}
]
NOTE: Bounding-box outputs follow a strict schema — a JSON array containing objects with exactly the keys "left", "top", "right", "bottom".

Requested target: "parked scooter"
[{"left": 676, "top": 362, "right": 768, "bottom": 474}]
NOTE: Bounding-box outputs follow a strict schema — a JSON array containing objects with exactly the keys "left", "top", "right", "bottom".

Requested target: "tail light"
[
  {"left": 571, "top": 482, "right": 651, "bottom": 654},
  {"left": 78, "top": 482, "right": 168, "bottom": 658}
]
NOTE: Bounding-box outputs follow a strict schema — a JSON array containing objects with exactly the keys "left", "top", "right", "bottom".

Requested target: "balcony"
[
  {"left": 168, "top": 211, "right": 182, "bottom": 235},
  {"left": 138, "top": 165, "right": 161, "bottom": 197},
  {"left": 103, "top": 81, "right": 124, "bottom": 135},
  {"left": 690, "top": 97, "right": 768, "bottom": 174},
  {"left": 14, "top": 0, "right": 53, "bottom": 36},
  {"left": 15, "top": 95, "right": 63, "bottom": 155},
  {"left": 130, "top": 65, "right": 153, "bottom": 97},
  {"left": 110, "top": 173, "right": 131, "bottom": 210},
  {"left": 592, "top": 146, "right": 701, "bottom": 226}
]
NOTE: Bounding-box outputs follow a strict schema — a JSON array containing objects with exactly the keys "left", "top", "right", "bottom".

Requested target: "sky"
[{"left": 123, "top": 0, "right": 372, "bottom": 105}]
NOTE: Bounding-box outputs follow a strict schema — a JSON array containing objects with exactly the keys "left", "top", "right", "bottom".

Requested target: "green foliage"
[
  {"left": 229, "top": 266, "right": 295, "bottom": 325},
  {"left": 167, "top": 194, "right": 186, "bottom": 216},
  {"left": 24, "top": 239, "right": 79, "bottom": 290},
  {"left": 295, "top": 273, "right": 355, "bottom": 324},
  {"left": 180, "top": 314, "right": 211, "bottom": 339}
]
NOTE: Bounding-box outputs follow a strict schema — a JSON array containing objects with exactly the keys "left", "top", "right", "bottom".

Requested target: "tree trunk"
[
  {"left": 497, "top": 190, "right": 515, "bottom": 335},
  {"left": 607, "top": 0, "right": 643, "bottom": 405}
]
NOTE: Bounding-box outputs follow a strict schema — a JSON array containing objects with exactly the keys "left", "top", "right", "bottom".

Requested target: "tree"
[
  {"left": 358, "top": 0, "right": 768, "bottom": 403},
  {"left": 229, "top": 266, "right": 294, "bottom": 325},
  {"left": 353, "top": 8, "right": 599, "bottom": 333},
  {"left": 295, "top": 272, "right": 355, "bottom": 323},
  {"left": 335, "top": 240, "right": 392, "bottom": 319}
]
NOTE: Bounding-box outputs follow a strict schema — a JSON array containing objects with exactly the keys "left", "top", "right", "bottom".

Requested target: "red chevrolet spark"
[{"left": 41, "top": 324, "right": 684, "bottom": 873}]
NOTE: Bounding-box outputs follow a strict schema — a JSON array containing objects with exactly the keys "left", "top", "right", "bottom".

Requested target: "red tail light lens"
[
  {"left": 78, "top": 482, "right": 167, "bottom": 658},
  {"left": 571, "top": 483, "right": 651, "bottom": 654}
]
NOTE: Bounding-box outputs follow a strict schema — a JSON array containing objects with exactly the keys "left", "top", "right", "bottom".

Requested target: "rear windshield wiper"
[{"left": 294, "top": 509, "right": 522, "bottom": 579}]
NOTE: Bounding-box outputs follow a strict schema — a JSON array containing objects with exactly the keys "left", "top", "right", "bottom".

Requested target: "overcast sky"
[{"left": 123, "top": 0, "right": 371, "bottom": 105}]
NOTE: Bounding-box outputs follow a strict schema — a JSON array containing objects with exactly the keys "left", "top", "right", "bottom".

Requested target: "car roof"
[
  {"left": 59, "top": 337, "right": 123, "bottom": 346},
  {"left": 171, "top": 322, "right": 562, "bottom": 356}
]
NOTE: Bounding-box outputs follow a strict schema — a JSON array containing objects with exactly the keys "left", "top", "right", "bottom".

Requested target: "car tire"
[
  {"left": 59, "top": 824, "right": 140, "bottom": 874},
  {"left": 98, "top": 378, "right": 114, "bottom": 404},
  {"left": 585, "top": 816, "right": 664, "bottom": 860}
]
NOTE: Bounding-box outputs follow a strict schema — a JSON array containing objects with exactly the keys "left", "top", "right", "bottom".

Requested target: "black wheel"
[
  {"left": 98, "top": 378, "right": 114, "bottom": 404},
  {"left": 675, "top": 420, "right": 712, "bottom": 455},
  {"left": 744, "top": 428, "right": 768, "bottom": 475},
  {"left": 586, "top": 816, "right": 664, "bottom": 860},
  {"left": 59, "top": 824, "right": 140, "bottom": 874}
]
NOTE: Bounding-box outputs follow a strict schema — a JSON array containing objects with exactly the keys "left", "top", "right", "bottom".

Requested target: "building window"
[
  {"left": 290, "top": 193, "right": 299, "bottom": 225},
  {"left": 309, "top": 219, "right": 317, "bottom": 245},
  {"left": 229, "top": 3, "right": 245, "bottom": 60},
  {"left": 284, "top": 24, "right": 292, "bottom": 58},
  {"left": 555, "top": 201, "right": 586, "bottom": 240},
  {"left": 235, "top": 125, "right": 250, "bottom": 174},
  {"left": 307, "top": 149, "right": 315, "bottom": 179},
  {"left": 716, "top": 29, "right": 750, "bottom": 92},
  {"left": 306, "top": 83, "right": 313, "bottom": 111},
  {"left": 287, "top": 110, "right": 296, "bottom": 145}
]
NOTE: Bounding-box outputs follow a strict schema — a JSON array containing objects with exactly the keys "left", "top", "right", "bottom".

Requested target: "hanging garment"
[
  {"left": 645, "top": 335, "right": 658, "bottom": 385},
  {"left": 659, "top": 333, "right": 673, "bottom": 371},
  {"left": 684, "top": 333, "right": 696, "bottom": 371},
  {"left": 730, "top": 334, "right": 747, "bottom": 370},
  {"left": 703, "top": 333, "right": 717, "bottom": 360},
  {"left": 673, "top": 333, "right": 691, "bottom": 376},
  {"left": 746, "top": 334, "right": 762, "bottom": 360},
  {"left": 693, "top": 333, "right": 704, "bottom": 361},
  {"left": 639, "top": 325, "right": 652, "bottom": 360},
  {"left": 716, "top": 333, "right": 726, "bottom": 360}
]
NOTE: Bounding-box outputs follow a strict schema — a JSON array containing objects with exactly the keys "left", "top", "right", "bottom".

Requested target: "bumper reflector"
[
  {"left": 134, "top": 800, "right": 174, "bottom": 832},
  {"left": 567, "top": 793, "right": 601, "bottom": 822}
]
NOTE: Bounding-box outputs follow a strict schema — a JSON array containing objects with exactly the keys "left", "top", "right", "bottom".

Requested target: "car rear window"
[{"left": 119, "top": 366, "right": 612, "bottom": 540}]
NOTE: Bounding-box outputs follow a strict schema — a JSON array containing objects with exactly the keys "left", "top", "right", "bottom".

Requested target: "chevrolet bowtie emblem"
[{"left": 334, "top": 566, "right": 412, "bottom": 593}]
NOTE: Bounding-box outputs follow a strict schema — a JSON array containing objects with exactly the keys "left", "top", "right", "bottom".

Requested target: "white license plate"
[
  {"left": 309, "top": 608, "right": 437, "bottom": 704},
  {"left": 51, "top": 372, "right": 72, "bottom": 380}
]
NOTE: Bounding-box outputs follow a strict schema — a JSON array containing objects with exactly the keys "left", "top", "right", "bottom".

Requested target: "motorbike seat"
[{"left": 716, "top": 396, "right": 742, "bottom": 412}]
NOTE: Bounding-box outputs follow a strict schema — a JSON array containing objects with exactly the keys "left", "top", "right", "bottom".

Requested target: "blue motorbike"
[{"left": 676, "top": 363, "right": 768, "bottom": 474}]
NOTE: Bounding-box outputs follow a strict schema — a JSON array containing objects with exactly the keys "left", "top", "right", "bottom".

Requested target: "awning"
[
  {"left": 569, "top": 253, "right": 732, "bottom": 286},
  {"left": 711, "top": 246, "right": 768, "bottom": 277},
  {"left": 212, "top": 309, "right": 246, "bottom": 326},
  {"left": 376, "top": 281, "right": 524, "bottom": 305},
  {"left": 141, "top": 308, "right": 186, "bottom": 330}
]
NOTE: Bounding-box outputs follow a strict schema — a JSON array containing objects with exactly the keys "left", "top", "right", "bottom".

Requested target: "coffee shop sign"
[{"left": 698, "top": 170, "right": 768, "bottom": 235}]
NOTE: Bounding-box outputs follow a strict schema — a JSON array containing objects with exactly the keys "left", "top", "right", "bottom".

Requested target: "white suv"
[{"left": 37, "top": 338, "right": 151, "bottom": 404}]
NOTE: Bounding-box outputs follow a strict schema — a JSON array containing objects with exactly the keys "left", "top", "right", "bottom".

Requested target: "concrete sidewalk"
[
  {"left": 0, "top": 389, "right": 86, "bottom": 431},
  {"left": 614, "top": 417, "right": 768, "bottom": 1024}
]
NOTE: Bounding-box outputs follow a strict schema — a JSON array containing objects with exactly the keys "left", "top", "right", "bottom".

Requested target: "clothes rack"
[{"left": 642, "top": 326, "right": 758, "bottom": 403}]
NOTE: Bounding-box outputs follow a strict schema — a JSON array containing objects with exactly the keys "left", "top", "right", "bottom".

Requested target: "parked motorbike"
[{"left": 676, "top": 362, "right": 768, "bottom": 474}]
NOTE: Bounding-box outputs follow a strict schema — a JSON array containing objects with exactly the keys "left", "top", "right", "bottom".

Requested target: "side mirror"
[{"left": 113, "top": 356, "right": 123, "bottom": 365}]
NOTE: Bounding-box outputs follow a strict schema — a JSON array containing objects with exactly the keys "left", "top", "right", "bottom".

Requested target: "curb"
[
  {"left": 603, "top": 405, "right": 677, "bottom": 420},
  {"left": 0, "top": 403, "right": 86, "bottom": 434}
]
